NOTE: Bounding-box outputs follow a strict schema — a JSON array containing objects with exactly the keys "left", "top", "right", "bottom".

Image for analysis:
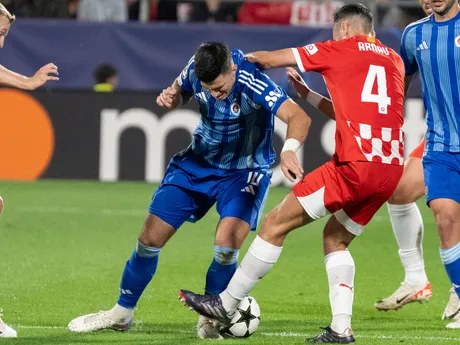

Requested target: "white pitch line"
[{"left": 13, "top": 325, "right": 460, "bottom": 342}]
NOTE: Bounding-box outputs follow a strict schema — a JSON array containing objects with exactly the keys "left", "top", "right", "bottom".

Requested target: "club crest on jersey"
[
  {"left": 231, "top": 102, "right": 241, "bottom": 116},
  {"left": 456, "top": 35, "right": 460, "bottom": 48}
]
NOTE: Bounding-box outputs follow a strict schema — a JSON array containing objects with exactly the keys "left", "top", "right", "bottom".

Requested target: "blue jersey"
[
  {"left": 177, "top": 49, "right": 289, "bottom": 170},
  {"left": 401, "top": 12, "right": 460, "bottom": 153}
]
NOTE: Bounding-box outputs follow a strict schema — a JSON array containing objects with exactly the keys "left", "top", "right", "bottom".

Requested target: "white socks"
[
  {"left": 220, "top": 235, "right": 283, "bottom": 312},
  {"left": 326, "top": 250, "right": 355, "bottom": 335},
  {"left": 110, "top": 304, "right": 133, "bottom": 322},
  {"left": 387, "top": 203, "right": 428, "bottom": 287}
]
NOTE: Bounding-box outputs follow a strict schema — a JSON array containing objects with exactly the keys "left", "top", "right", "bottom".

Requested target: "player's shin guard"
[
  {"left": 387, "top": 203, "right": 427, "bottom": 287},
  {"left": 220, "top": 235, "right": 282, "bottom": 311},
  {"left": 117, "top": 241, "right": 160, "bottom": 309},
  {"left": 440, "top": 242, "right": 460, "bottom": 299},
  {"left": 326, "top": 250, "right": 355, "bottom": 335},
  {"left": 205, "top": 246, "right": 239, "bottom": 295}
]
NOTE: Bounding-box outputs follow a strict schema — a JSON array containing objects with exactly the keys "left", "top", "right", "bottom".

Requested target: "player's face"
[
  {"left": 201, "top": 63, "right": 237, "bottom": 101},
  {"left": 419, "top": 0, "right": 433, "bottom": 15},
  {"left": 429, "top": 0, "right": 457, "bottom": 16},
  {"left": 0, "top": 15, "right": 11, "bottom": 48}
]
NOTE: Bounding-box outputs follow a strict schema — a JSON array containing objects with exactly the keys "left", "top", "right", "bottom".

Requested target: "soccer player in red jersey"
[
  {"left": 287, "top": 0, "right": 441, "bottom": 315},
  {"left": 180, "top": 4, "right": 405, "bottom": 343},
  {"left": 0, "top": 3, "right": 58, "bottom": 338}
]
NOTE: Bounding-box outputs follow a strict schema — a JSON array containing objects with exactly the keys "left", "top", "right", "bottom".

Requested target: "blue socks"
[
  {"left": 205, "top": 246, "right": 239, "bottom": 295},
  {"left": 117, "top": 241, "right": 160, "bottom": 309},
  {"left": 440, "top": 242, "right": 460, "bottom": 298}
]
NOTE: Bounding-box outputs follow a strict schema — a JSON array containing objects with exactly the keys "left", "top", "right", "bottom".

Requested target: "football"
[{"left": 220, "top": 296, "right": 260, "bottom": 338}]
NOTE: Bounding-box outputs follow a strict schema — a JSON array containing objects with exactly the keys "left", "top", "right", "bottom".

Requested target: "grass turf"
[{"left": 0, "top": 180, "right": 458, "bottom": 344}]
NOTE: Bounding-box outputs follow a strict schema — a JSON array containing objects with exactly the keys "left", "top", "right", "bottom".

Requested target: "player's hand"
[
  {"left": 281, "top": 150, "right": 304, "bottom": 183},
  {"left": 157, "top": 87, "right": 182, "bottom": 109},
  {"left": 286, "top": 67, "right": 310, "bottom": 100},
  {"left": 28, "top": 63, "right": 59, "bottom": 90}
]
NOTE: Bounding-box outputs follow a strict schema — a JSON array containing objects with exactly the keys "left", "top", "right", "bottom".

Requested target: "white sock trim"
[
  {"left": 248, "top": 235, "right": 283, "bottom": 264},
  {"left": 325, "top": 250, "right": 355, "bottom": 271}
]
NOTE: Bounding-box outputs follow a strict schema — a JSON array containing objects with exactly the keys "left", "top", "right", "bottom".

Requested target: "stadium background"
[{"left": 1, "top": 1, "right": 455, "bottom": 345}]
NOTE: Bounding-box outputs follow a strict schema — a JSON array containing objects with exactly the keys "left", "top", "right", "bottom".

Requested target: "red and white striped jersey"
[{"left": 292, "top": 36, "right": 405, "bottom": 165}]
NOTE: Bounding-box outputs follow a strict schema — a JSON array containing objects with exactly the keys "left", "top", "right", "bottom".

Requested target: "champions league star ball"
[{"left": 220, "top": 296, "right": 260, "bottom": 338}]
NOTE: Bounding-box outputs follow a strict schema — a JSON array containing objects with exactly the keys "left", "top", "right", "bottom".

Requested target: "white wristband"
[
  {"left": 281, "top": 138, "right": 301, "bottom": 153},
  {"left": 306, "top": 91, "right": 323, "bottom": 108}
]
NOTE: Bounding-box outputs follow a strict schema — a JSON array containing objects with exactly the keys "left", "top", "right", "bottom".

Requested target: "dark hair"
[
  {"left": 333, "top": 3, "right": 373, "bottom": 32},
  {"left": 194, "top": 42, "right": 232, "bottom": 84},
  {"left": 94, "top": 64, "right": 117, "bottom": 84}
]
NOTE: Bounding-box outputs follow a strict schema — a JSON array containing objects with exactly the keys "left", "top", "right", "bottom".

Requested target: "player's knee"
[
  {"left": 434, "top": 211, "right": 457, "bottom": 246},
  {"left": 214, "top": 245, "right": 239, "bottom": 265}
]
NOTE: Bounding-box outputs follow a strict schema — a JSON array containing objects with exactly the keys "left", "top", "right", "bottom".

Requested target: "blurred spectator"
[
  {"left": 78, "top": 0, "right": 127, "bottom": 22},
  {"left": 190, "top": 0, "right": 241, "bottom": 22},
  {"left": 68, "top": 0, "right": 78, "bottom": 19},
  {"left": 290, "top": 0, "right": 344, "bottom": 26},
  {"left": 93, "top": 64, "right": 118, "bottom": 92},
  {"left": 2, "top": 0, "right": 34, "bottom": 17},
  {"left": 34, "top": 0, "right": 70, "bottom": 18},
  {"left": 148, "top": 0, "right": 178, "bottom": 21},
  {"left": 238, "top": 2, "right": 292, "bottom": 25}
]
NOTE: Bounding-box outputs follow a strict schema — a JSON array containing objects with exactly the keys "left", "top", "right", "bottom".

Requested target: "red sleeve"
[{"left": 291, "top": 41, "right": 333, "bottom": 73}]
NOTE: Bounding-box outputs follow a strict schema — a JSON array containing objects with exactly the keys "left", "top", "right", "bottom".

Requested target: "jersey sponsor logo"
[
  {"left": 305, "top": 44, "right": 318, "bottom": 56},
  {"left": 231, "top": 102, "right": 241, "bottom": 116},
  {"left": 265, "top": 90, "right": 282, "bottom": 108},
  {"left": 416, "top": 41, "right": 429, "bottom": 51},
  {"left": 456, "top": 36, "right": 460, "bottom": 48}
]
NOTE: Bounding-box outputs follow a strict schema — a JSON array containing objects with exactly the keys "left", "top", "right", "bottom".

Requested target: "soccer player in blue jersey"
[
  {"left": 68, "top": 42, "right": 311, "bottom": 337},
  {"left": 400, "top": 0, "right": 460, "bottom": 328}
]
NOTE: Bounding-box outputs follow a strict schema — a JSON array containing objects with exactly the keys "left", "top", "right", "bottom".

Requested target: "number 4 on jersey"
[{"left": 361, "top": 65, "right": 391, "bottom": 114}]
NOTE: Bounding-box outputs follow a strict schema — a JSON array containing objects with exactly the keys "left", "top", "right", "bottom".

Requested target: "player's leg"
[
  {"left": 180, "top": 162, "right": 340, "bottom": 322},
  {"left": 68, "top": 184, "right": 201, "bottom": 333},
  {"left": 424, "top": 151, "right": 460, "bottom": 326},
  {"left": 377, "top": 153, "right": 431, "bottom": 311},
  {"left": 0, "top": 197, "right": 16, "bottom": 338}
]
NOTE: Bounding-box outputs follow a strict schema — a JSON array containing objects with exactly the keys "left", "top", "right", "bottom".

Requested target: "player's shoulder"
[{"left": 402, "top": 15, "right": 432, "bottom": 38}]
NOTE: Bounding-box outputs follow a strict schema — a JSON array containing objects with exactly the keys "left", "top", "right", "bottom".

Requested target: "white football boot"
[
  {"left": 197, "top": 315, "right": 223, "bottom": 340},
  {"left": 375, "top": 282, "right": 432, "bottom": 311},
  {"left": 0, "top": 313, "right": 17, "bottom": 338},
  {"left": 68, "top": 305, "right": 133, "bottom": 333},
  {"left": 442, "top": 288, "right": 460, "bottom": 321}
]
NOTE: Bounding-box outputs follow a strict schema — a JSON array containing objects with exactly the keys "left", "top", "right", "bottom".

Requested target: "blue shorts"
[
  {"left": 149, "top": 149, "right": 271, "bottom": 231},
  {"left": 423, "top": 151, "right": 460, "bottom": 205}
]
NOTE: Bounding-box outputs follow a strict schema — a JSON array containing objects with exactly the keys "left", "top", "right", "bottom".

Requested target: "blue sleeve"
[
  {"left": 400, "top": 26, "right": 418, "bottom": 76},
  {"left": 247, "top": 67, "right": 290, "bottom": 115},
  {"left": 176, "top": 55, "right": 195, "bottom": 93}
]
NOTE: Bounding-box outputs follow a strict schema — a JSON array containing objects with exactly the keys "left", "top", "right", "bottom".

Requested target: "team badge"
[
  {"left": 456, "top": 35, "right": 460, "bottom": 48},
  {"left": 305, "top": 44, "right": 318, "bottom": 56},
  {"left": 231, "top": 102, "right": 241, "bottom": 116}
]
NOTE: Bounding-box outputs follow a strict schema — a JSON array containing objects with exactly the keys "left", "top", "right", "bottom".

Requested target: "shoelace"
[{"left": 201, "top": 295, "right": 222, "bottom": 308}]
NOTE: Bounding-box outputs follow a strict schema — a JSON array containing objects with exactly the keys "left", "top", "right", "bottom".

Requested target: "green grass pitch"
[{"left": 0, "top": 180, "right": 458, "bottom": 344}]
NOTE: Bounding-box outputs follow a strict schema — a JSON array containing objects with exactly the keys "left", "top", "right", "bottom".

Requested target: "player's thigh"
[
  {"left": 259, "top": 191, "right": 313, "bottom": 246},
  {"left": 388, "top": 157, "right": 425, "bottom": 204},
  {"left": 217, "top": 170, "right": 271, "bottom": 232},
  {"left": 215, "top": 217, "right": 251, "bottom": 249},
  {"left": 339, "top": 164, "right": 403, "bottom": 237},
  {"left": 149, "top": 184, "right": 211, "bottom": 230},
  {"left": 323, "top": 215, "right": 356, "bottom": 255}
]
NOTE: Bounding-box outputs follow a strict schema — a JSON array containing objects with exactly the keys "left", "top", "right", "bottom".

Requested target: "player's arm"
[
  {"left": 245, "top": 49, "right": 297, "bottom": 69},
  {"left": 286, "top": 67, "right": 335, "bottom": 120},
  {"left": 157, "top": 57, "right": 194, "bottom": 110},
  {"left": 400, "top": 27, "right": 418, "bottom": 97},
  {"left": 0, "top": 63, "right": 58, "bottom": 90},
  {"left": 276, "top": 98, "right": 312, "bottom": 182}
]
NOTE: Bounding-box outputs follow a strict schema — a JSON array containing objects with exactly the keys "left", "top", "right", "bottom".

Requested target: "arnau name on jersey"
[{"left": 358, "top": 42, "right": 390, "bottom": 55}]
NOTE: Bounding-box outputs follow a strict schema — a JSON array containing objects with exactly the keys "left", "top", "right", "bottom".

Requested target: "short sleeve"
[
  {"left": 249, "top": 67, "right": 289, "bottom": 114},
  {"left": 400, "top": 26, "right": 418, "bottom": 76},
  {"left": 291, "top": 41, "right": 333, "bottom": 73},
  {"left": 176, "top": 55, "right": 195, "bottom": 93}
]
